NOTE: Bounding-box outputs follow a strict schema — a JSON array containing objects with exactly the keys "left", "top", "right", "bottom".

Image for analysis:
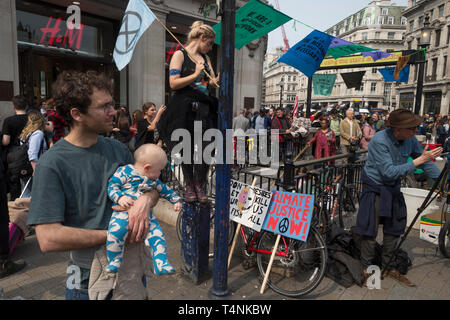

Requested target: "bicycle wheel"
[
  {"left": 439, "top": 219, "right": 450, "bottom": 258},
  {"left": 338, "top": 186, "right": 358, "bottom": 231},
  {"left": 256, "top": 228, "right": 327, "bottom": 297}
]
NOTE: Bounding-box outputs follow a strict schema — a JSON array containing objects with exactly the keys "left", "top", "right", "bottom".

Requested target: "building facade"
[
  {"left": 262, "top": 47, "right": 300, "bottom": 109},
  {"left": 306, "top": 0, "right": 407, "bottom": 110},
  {"left": 397, "top": 0, "right": 450, "bottom": 115},
  {"left": 0, "top": 0, "right": 267, "bottom": 127}
]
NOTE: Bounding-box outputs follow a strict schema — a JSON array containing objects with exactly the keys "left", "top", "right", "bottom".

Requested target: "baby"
[{"left": 105, "top": 144, "right": 182, "bottom": 275}]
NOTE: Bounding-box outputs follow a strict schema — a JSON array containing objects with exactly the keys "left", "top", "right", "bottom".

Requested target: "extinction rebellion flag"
[{"left": 113, "top": 0, "right": 156, "bottom": 71}]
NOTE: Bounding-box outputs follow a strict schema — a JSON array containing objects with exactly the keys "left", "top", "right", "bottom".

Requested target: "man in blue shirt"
[{"left": 357, "top": 109, "right": 442, "bottom": 287}]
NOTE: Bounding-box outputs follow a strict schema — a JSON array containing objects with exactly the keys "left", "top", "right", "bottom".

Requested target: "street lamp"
[
  {"left": 278, "top": 79, "right": 285, "bottom": 109},
  {"left": 414, "top": 14, "right": 432, "bottom": 115}
]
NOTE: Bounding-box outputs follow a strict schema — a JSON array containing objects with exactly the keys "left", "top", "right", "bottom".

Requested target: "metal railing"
[{"left": 161, "top": 148, "right": 368, "bottom": 201}]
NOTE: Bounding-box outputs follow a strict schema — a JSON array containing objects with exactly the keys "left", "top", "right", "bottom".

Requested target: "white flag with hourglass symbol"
[{"left": 113, "top": 0, "right": 156, "bottom": 71}]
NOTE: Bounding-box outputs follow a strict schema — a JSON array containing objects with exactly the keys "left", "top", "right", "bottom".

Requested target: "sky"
[{"left": 266, "top": 0, "right": 409, "bottom": 51}]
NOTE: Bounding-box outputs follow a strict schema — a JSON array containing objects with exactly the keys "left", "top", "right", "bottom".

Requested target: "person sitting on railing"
[
  {"left": 356, "top": 108, "right": 442, "bottom": 288},
  {"left": 306, "top": 118, "right": 336, "bottom": 160}
]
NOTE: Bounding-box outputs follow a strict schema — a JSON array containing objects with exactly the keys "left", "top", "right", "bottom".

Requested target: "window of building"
[
  {"left": 438, "top": 4, "right": 445, "bottom": 18},
  {"left": 435, "top": 29, "right": 441, "bottom": 47},
  {"left": 388, "top": 32, "right": 395, "bottom": 40},
  {"left": 448, "top": 26, "right": 450, "bottom": 45},
  {"left": 409, "top": 20, "right": 414, "bottom": 32},
  {"left": 419, "top": 16, "right": 424, "bottom": 28},
  {"left": 387, "top": 16, "right": 395, "bottom": 25},
  {"left": 372, "top": 68, "right": 378, "bottom": 74},
  {"left": 431, "top": 58, "right": 438, "bottom": 79},
  {"left": 443, "top": 56, "right": 447, "bottom": 78},
  {"left": 378, "top": 16, "right": 384, "bottom": 24},
  {"left": 381, "top": 8, "right": 389, "bottom": 16},
  {"left": 293, "top": 76, "right": 296, "bottom": 81},
  {"left": 365, "top": 17, "right": 371, "bottom": 25},
  {"left": 370, "top": 82, "right": 377, "bottom": 93},
  {"left": 401, "top": 17, "right": 407, "bottom": 25},
  {"left": 408, "top": 41, "right": 412, "bottom": 50},
  {"left": 362, "top": 32, "right": 368, "bottom": 40},
  {"left": 375, "top": 32, "right": 381, "bottom": 39}
]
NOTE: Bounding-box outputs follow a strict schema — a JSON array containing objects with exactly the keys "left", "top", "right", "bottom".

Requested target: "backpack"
[{"left": 7, "top": 135, "right": 44, "bottom": 180}]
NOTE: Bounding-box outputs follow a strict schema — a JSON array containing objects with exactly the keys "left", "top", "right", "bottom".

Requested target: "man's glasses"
[{"left": 95, "top": 100, "right": 115, "bottom": 113}]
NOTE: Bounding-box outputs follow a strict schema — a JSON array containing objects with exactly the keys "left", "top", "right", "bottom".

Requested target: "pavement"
[{"left": 1, "top": 199, "right": 450, "bottom": 301}]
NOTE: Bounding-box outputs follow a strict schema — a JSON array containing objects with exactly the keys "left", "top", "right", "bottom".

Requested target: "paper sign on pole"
[
  {"left": 229, "top": 179, "right": 272, "bottom": 232},
  {"left": 261, "top": 191, "right": 314, "bottom": 242}
]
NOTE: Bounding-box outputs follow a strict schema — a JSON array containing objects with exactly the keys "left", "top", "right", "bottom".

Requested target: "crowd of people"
[{"left": 233, "top": 104, "right": 450, "bottom": 162}]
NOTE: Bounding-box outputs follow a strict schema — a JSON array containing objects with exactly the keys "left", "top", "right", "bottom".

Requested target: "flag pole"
[{"left": 152, "top": 15, "right": 219, "bottom": 87}]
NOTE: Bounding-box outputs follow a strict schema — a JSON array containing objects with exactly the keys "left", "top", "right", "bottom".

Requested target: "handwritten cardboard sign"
[
  {"left": 229, "top": 179, "right": 272, "bottom": 232},
  {"left": 262, "top": 191, "right": 314, "bottom": 242}
]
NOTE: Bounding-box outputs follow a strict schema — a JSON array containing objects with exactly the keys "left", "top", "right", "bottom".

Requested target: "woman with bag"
[{"left": 18, "top": 111, "right": 48, "bottom": 198}]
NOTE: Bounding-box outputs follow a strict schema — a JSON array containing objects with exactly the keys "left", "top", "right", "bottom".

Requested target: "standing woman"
[
  {"left": 307, "top": 118, "right": 336, "bottom": 159},
  {"left": 136, "top": 102, "right": 166, "bottom": 149},
  {"left": 18, "top": 111, "right": 48, "bottom": 197},
  {"left": 361, "top": 117, "right": 376, "bottom": 150},
  {"left": 130, "top": 109, "right": 144, "bottom": 145},
  {"left": 157, "top": 21, "right": 219, "bottom": 202}
]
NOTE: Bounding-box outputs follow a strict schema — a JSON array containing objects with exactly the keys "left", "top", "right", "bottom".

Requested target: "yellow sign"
[{"left": 320, "top": 51, "right": 402, "bottom": 68}]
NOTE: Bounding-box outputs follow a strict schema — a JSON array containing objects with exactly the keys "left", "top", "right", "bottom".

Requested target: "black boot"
[{"left": 0, "top": 255, "right": 26, "bottom": 279}]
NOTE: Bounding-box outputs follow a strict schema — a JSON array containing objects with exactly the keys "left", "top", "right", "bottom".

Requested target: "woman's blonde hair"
[
  {"left": 187, "top": 21, "right": 215, "bottom": 44},
  {"left": 20, "top": 111, "right": 46, "bottom": 141}
]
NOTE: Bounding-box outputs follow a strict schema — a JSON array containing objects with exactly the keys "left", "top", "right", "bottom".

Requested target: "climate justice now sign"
[{"left": 261, "top": 191, "right": 314, "bottom": 242}]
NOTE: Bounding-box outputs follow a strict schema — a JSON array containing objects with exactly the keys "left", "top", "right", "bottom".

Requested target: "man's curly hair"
[{"left": 52, "top": 70, "right": 113, "bottom": 127}]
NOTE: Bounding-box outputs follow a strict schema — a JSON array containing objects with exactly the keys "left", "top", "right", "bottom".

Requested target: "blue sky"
[{"left": 266, "top": 0, "right": 409, "bottom": 50}]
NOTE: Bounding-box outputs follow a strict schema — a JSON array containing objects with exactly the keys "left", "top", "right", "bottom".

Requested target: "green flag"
[
  {"left": 313, "top": 74, "right": 337, "bottom": 96},
  {"left": 213, "top": 0, "right": 292, "bottom": 49}
]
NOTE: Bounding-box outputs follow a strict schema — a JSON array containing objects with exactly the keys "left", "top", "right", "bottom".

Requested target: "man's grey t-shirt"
[{"left": 27, "top": 136, "right": 134, "bottom": 268}]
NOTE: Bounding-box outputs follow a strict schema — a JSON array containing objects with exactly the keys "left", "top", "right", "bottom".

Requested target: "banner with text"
[
  {"left": 261, "top": 191, "right": 314, "bottom": 242},
  {"left": 278, "top": 29, "right": 334, "bottom": 78},
  {"left": 213, "top": 0, "right": 292, "bottom": 50},
  {"left": 229, "top": 179, "right": 272, "bottom": 232}
]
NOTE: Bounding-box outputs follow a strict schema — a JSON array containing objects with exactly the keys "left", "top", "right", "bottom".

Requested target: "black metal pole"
[
  {"left": 209, "top": 0, "right": 234, "bottom": 299},
  {"left": 279, "top": 85, "right": 283, "bottom": 109},
  {"left": 306, "top": 77, "right": 312, "bottom": 118},
  {"left": 414, "top": 49, "right": 426, "bottom": 115}
]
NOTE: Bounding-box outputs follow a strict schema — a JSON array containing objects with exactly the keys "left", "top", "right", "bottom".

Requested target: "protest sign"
[
  {"left": 313, "top": 74, "right": 337, "bottom": 96},
  {"left": 261, "top": 191, "right": 314, "bottom": 242},
  {"left": 213, "top": 0, "right": 291, "bottom": 49},
  {"left": 229, "top": 179, "right": 272, "bottom": 232}
]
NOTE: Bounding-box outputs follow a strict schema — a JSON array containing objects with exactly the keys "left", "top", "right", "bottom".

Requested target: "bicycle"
[
  {"left": 306, "top": 164, "right": 360, "bottom": 240},
  {"left": 234, "top": 223, "right": 327, "bottom": 298}
]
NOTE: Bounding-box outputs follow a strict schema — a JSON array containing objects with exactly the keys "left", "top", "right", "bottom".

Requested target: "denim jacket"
[{"left": 364, "top": 128, "right": 440, "bottom": 186}]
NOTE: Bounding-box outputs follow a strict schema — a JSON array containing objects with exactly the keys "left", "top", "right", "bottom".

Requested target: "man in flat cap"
[{"left": 356, "top": 109, "right": 442, "bottom": 287}]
